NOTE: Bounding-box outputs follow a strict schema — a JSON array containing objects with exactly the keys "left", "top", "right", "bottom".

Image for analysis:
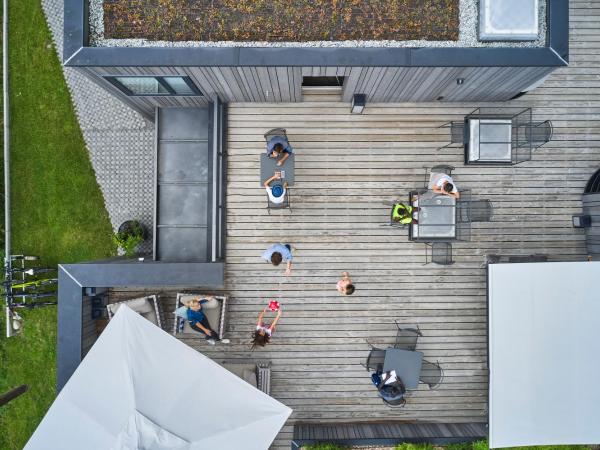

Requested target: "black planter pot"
[{"left": 117, "top": 220, "right": 148, "bottom": 241}]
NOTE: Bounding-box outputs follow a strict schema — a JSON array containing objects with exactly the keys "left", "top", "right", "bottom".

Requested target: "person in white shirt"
[
  {"left": 431, "top": 173, "right": 460, "bottom": 199},
  {"left": 263, "top": 171, "right": 288, "bottom": 204}
]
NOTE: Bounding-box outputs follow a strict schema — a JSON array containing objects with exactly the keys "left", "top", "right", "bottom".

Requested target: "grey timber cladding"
[{"left": 81, "top": 65, "right": 555, "bottom": 119}]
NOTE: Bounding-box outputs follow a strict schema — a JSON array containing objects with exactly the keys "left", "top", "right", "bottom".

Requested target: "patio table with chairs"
[
  {"left": 260, "top": 153, "right": 295, "bottom": 186},
  {"left": 365, "top": 322, "right": 444, "bottom": 407},
  {"left": 439, "top": 107, "right": 553, "bottom": 166},
  {"left": 408, "top": 188, "right": 473, "bottom": 243}
]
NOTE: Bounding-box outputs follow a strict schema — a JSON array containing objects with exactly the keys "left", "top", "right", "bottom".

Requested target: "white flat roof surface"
[{"left": 488, "top": 261, "right": 600, "bottom": 448}]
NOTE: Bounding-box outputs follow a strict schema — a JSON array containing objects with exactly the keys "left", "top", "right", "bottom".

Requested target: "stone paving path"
[{"left": 41, "top": 0, "right": 154, "bottom": 254}]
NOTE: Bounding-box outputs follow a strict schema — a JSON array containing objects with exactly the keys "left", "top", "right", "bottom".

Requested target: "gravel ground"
[{"left": 90, "top": 0, "right": 546, "bottom": 48}]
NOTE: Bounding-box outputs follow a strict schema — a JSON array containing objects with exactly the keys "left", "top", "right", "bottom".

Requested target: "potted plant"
[{"left": 113, "top": 220, "right": 147, "bottom": 257}]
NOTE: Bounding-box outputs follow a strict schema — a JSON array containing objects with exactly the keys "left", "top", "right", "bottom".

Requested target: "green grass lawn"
[{"left": 0, "top": 0, "right": 115, "bottom": 448}]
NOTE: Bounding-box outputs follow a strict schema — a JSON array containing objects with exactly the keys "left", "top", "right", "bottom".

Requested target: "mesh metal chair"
[
  {"left": 393, "top": 321, "right": 422, "bottom": 351},
  {"left": 438, "top": 121, "right": 465, "bottom": 149},
  {"left": 424, "top": 165, "right": 455, "bottom": 189},
  {"left": 264, "top": 128, "right": 287, "bottom": 141},
  {"left": 525, "top": 120, "right": 553, "bottom": 147},
  {"left": 364, "top": 345, "right": 385, "bottom": 372},
  {"left": 419, "top": 359, "right": 444, "bottom": 389},
  {"left": 424, "top": 242, "right": 453, "bottom": 265},
  {"left": 266, "top": 187, "right": 291, "bottom": 214},
  {"left": 381, "top": 393, "right": 407, "bottom": 408},
  {"left": 469, "top": 199, "right": 493, "bottom": 222}
]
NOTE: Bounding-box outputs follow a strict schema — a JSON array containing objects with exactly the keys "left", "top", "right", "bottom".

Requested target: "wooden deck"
[{"left": 118, "top": 3, "right": 600, "bottom": 448}]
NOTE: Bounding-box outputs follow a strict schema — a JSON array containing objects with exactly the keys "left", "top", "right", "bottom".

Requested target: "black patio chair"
[
  {"left": 469, "top": 199, "right": 493, "bottom": 222},
  {"left": 393, "top": 321, "right": 422, "bottom": 351},
  {"left": 381, "top": 393, "right": 407, "bottom": 408},
  {"left": 525, "top": 120, "right": 553, "bottom": 147},
  {"left": 438, "top": 121, "right": 465, "bottom": 150},
  {"left": 419, "top": 359, "right": 444, "bottom": 389},
  {"left": 264, "top": 128, "right": 287, "bottom": 141},
  {"left": 266, "top": 187, "right": 291, "bottom": 214},
  {"left": 424, "top": 165, "right": 455, "bottom": 189},
  {"left": 364, "top": 343, "right": 385, "bottom": 373},
  {"left": 424, "top": 242, "right": 453, "bottom": 265}
]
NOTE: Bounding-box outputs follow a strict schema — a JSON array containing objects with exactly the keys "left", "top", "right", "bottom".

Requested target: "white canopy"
[
  {"left": 25, "top": 305, "right": 291, "bottom": 450},
  {"left": 488, "top": 261, "right": 600, "bottom": 448}
]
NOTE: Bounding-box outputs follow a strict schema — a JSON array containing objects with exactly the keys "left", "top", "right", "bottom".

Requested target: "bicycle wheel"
[
  {"left": 9, "top": 278, "right": 58, "bottom": 289},
  {"left": 10, "top": 255, "right": 39, "bottom": 261},
  {"left": 11, "top": 301, "right": 57, "bottom": 308},
  {"left": 9, "top": 292, "right": 56, "bottom": 300},
  {"left": 11, "top": 267, "right": 56, "bottom": 276}
]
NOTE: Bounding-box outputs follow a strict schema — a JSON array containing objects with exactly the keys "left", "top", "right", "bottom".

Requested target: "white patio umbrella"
[{"left": 25, "top": 305, "right": 292, "bottom": 450}]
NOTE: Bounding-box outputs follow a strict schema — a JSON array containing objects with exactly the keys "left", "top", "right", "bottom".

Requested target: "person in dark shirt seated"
[
  {"left": 267, "top": 136, "right": 293, "bottom": 167},
  {"left": 374, "top": 370, "right": 406, "bottom": 404},
  {"left": 186, "top": 297, "right": 230, "bottom": 345}
]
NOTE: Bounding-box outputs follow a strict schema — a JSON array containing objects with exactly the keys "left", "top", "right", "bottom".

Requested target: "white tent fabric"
[
  {"left": 25, "top": 305, "right": 292, "bottom": 450},
  {"left": 488, "top": 261, "right": 600, "bottom": 448}
]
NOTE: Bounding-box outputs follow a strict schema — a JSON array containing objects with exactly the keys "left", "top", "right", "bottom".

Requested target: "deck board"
[{"left": 112, "top": 4, "right": 600, "bottom": 448}]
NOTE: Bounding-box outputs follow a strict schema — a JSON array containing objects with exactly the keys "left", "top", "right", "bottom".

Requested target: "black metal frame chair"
[
  {"left": 264, "top": 128, "right": 287, "bottom": 141},
  {"left": 363, "top": 344, "right": 385, "bottom": 373},
  {"left": 393, "top": 321, "right": 422, "bottom": 351},
  {"left": 438, "top": 121, "right": 465, "bottom": 150},
  {"left": 468, "top": 199, "right": 493, "bottom": 222},
  {"left": 525, "top": 120, "right": 553, "bottom": 147},
  {"left": 424, "top": 242, "right": 454, "bottom": 265},
  {"left": 266, "top": 187, "right": 291, "bottom": 214},
  {"left": 380, "top": 392, "right": 407, "bottom": 408},
  {"left": 419, "top": 359, "right": 444, "bottom": 389},
  {"left": 424, "top": 165, "right": 455, "bottom": 189}
]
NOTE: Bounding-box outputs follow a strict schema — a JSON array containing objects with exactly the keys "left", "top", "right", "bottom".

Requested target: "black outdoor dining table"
[
  {"left": 259, "top": 153, "right": 295, "bottom": 186},
  {"left": 383, "top": 348, "right": 423, "bottom": 390},
  {"left": 409, "top": 190, "right": 457, "bottom": 241}
]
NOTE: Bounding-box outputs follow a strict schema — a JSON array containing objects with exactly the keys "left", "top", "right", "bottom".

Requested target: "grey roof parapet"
[
  {"left": 56, "top": 260, "right": 224, "bottom": 391},
  {"left": 63, "top": 0, "right": 568, "bottom": 68}
]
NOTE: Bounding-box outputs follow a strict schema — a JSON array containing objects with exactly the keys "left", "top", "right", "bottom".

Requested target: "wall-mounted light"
[
  {"left": 351, "top": 94, "right": 366, "bottom": 114},
  {"left": 436, "top": 96, "right": 445, "bottom": 101},
  {"left": 572, "top": 214, "right": 592, "bottom": 228},
  {"left": 456, "top": 78, "right": 465, "bottom": 85}
]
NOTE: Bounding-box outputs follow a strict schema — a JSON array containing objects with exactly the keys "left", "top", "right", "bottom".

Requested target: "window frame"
[{"left": 105, "top": 75, "right": 203, "bottom": 97}]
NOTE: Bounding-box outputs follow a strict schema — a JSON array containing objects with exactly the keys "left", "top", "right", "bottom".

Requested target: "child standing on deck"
[
  {"left": 337, "top": 271, "right": 355, "bottom": 295},
  {"left": 251, "top": 306, "right": 282, "bottom": 349}
]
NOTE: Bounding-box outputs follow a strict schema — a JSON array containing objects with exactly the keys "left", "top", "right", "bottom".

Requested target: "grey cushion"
[
  {"left": 222, "top": 363, "right": 257, "bottom": 388},
  {"left": 108, "top": 297, "right": 153, "bottom": 315},
  {"left": 107, "top": 296, "right": 160, "bottom": 326}
]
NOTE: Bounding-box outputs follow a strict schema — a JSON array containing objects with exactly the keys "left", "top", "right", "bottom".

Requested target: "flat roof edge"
[
  {"left": 56, "top": 260, "right": 224, "bottom": 391},
  {"left": 63, "top": 0, "right": 569, "bottom": 68},
  {"left": 64, "top": 46, "right": 567, "bottom": 69}
]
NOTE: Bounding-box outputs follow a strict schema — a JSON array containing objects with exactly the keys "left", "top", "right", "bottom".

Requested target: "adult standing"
[{"left": 262, "top": 243, "right": 294, "bottom": 276}]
